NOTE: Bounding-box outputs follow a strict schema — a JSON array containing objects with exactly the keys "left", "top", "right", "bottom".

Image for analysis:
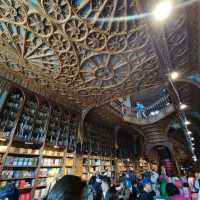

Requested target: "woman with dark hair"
[
  {"left": 47, "top": 175, "right": 85, "bottom": 200},
  {"left": 166, "top": 183, "right": 186, "bottom": 200}
]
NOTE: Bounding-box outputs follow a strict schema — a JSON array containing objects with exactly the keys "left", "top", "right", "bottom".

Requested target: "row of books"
[
  {"left": 41, "top": 158, "right": 62, "bottom": 166},
  {"left": 37, "top": 168, "right": 63, "bottom": 177},
  {"left": 0, "top": 179, "right": 34, "bottom": 188},
  {"left": 1, "top": 170, "right": 36, "bottom": 179},
  {"left": 83, "top": 159, "right": 111, "bottom": 166},
  {"left": 5, "top": 156, "right": 38, "bottom": 167}
]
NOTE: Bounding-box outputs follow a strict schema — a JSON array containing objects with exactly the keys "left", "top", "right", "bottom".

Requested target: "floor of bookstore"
[{"left": 0, "top": 0, "right": 200, "bottom": 200}]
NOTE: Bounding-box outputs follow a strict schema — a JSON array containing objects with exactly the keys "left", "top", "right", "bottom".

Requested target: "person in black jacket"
[
  {"left": 47, "top": 175, "right": 85, "bottom": 200},
  {"left": 101, "top": 176, "right": 117, "bottom": 200},
  {"left": 139, "top": 178, "right": 155, "bottom": 200}
]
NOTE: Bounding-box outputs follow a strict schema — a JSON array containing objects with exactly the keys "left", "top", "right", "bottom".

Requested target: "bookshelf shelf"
[
  {"left": 0, "top": 177, "right": 35, "bottom": 181},
  {"left": 40, "top": 166, "right": 63, "bottom": 168},
  {"left": 18, "top": 186, "right": 33, "bottom": 190},
  {"left": 4, "top": 165, "right": 37, "bottom": 168}
]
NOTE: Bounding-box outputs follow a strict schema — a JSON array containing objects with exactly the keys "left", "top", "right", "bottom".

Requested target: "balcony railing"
[
  {"left": 123, "top": 95, "right": 175, "bottom": 125},
  {"left": 110, "top": 95, "right": 175, "bottom": 125}
]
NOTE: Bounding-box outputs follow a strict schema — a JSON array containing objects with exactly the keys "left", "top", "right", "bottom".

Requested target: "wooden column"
[
  {"left": 114, "top": 126, "right": 120, "bottom": 181},
  {"left": 74, "top": 107, "right": 92, "bottom": 176}
]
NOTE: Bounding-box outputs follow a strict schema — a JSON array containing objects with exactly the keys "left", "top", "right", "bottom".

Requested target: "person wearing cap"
[{"left": 139, "top": 178, "right": 155, "bottom": 200}]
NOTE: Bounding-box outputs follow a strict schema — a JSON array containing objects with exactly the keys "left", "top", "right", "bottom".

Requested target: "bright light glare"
[
  {"left": 188, "top": 131, "right": 192, "bottom": 135},
  {"left": 180, "top": 103, "right": 187, "bottom": 110},
  {"left": 184, "top": 120, "right": 191, "bottom": 125},
  {"left": 153, "top": 1, "right": 173, "bottom": 21},
  {"left": 170, "top": 71, "right": 179, "bottom": 80}
]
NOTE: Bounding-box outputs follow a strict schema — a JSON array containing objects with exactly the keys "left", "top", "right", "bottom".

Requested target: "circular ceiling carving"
[
  {"left": 70, "top": 0, "right": 142, "bottom": 33},
  {"left": 80, "top": 53, "right": 130, "bottom": 89},
  {"left": 86, "top": 31, "right": 106, "bottom": 51},
  {"left": 107, "top": 34, "right": 127, "bottom": 53},
  {"left": 27, "top": 12, "right": 53, "bottom": 37},
  {"left": 42, "top": 0, "right": 71, "bottom": 23},
  {"left": 0, "top": 22, "right": 61, "bottom": 79},
  {"left": 0, "top": 0, "right": 26, "bottom": 24},
  {"left": 64, "top": 16, "right": 88, "bottom": 42}
]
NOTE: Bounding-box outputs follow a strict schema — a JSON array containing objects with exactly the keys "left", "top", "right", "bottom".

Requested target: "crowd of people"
[
  {"left": 48, "top": 170, "right": 200, "bottom": 200},
  {"left": 82, "top": 171, "right": 200, "bottom": 200},
  {"left": 1, "top": 170, "right": 200, "bottom": 200}
]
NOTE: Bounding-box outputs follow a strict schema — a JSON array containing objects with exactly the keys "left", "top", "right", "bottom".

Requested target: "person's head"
[
  {"left": 47, "top": 175, "right": 84, "bottom": 200},
  {"left": 89, "top": 176, "right": 97, "bottom": 186},
  {"left": 143, "top": 178, "right": 152, "bottom": 193},
  {"left": 183, "top": 183, "right": 189, "bottom": 188},
  {"left": 101, "top": 176, "right": 111, "bottom": 192},
  {"left": 96, "top": 171, "right": 100, "bottom": 177},
  {"left": 125, "top": 172, "right": 130, "bottom": 179},
  {"left": 166, "top": 183, "right": 180, "bottom": 197}
]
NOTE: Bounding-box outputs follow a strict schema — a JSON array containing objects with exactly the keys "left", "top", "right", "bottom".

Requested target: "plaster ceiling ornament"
[
  {"left": 0, "top": 22, "right": 61, "bottom": 79},
  {"left": 128, "top": 50, "right": 149, "bottom": 69},
  {"left": 48, "top": 32, "right": 71, "bottom": 52},
  {"left": 0, "top": 0, "right": 27, "bottom": 24},
  {"left": 137, "top": 69, "right": 163, "bottom": 91},
  {"left": 107, "top": 34, "right": 127, "bottom": 53},
  {"left": 64, "top": 16, "right": 88, "bottom": 42},
  {"left": 75, "top": 43, "right": 93, "bottom": 61},
  {"left": 58, "top": 43, "right": 79, "bottom": 68},
  {"left": 85, "top": 30, "right": 106, "bottom": 51},
  {"left": 80, "top": 53, "right": 130, "bottom": 89},
  {"left": 27, "top": 12, "right": 53, "bottom": 37},
  {"left": 127, "top": 29, "right": 150, "bottom": 51},
  {"left": 0, "top": 0, "right": 191, "bottom": 108},
  {"left": 22, "top": 69, "right": 39, "bottom": 80},
  {"left": 165, "top": 12, "right": 189, "bottom": 69},
  {"left": 41, "top": 0, "right": 71, "bottom": 23},
  {"left": 70, "top": 0, "right": 141, "bottom": 34}
]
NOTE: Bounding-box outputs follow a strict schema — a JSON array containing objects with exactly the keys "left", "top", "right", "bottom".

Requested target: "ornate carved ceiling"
[{"left": 0, "top": 0, "right": 193, "bottom": 109}]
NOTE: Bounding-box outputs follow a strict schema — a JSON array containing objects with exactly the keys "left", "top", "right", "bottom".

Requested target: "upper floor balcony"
[{"left": 110, "top": 94, "right": 175, "bottom": 125}]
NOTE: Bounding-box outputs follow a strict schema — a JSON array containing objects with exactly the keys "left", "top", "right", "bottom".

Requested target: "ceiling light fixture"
[
  {"left": 187, "top": 131, "right": 192, "bottom": 135},
  {"left": 184, "top": 120, "right": 191, "bottom": 125},
  {"left": 193, "top": 155, "right": 197, "bottom": 162},
  {"left": 170, "top": 71, "right": 179, "bottom": 80},
  {"left": 153, "top": 0, "right": 173, "bottom": 21},
  {"left": 180, "top": 103, "right": 187, "bottom": 110},
  {"left": 25, "top": 142, "right": 33, "bottom": 145}
]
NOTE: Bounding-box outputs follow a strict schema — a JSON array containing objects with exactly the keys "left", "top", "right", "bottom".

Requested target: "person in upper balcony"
[
  {"left": 135, "top": 102, "right": 145, "bottom": 110},
  {"left": 135, "top": 102, "right": 146, "bottom": 119}
]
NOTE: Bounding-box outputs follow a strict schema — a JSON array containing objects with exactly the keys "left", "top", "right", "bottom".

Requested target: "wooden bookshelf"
[{"left": 0, "top": 79, "right": 145, "bottom": 200}]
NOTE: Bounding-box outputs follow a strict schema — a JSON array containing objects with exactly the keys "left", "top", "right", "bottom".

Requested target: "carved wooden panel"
[{"left": 0, "top": 0, "right": 191, "bottom": 108}]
